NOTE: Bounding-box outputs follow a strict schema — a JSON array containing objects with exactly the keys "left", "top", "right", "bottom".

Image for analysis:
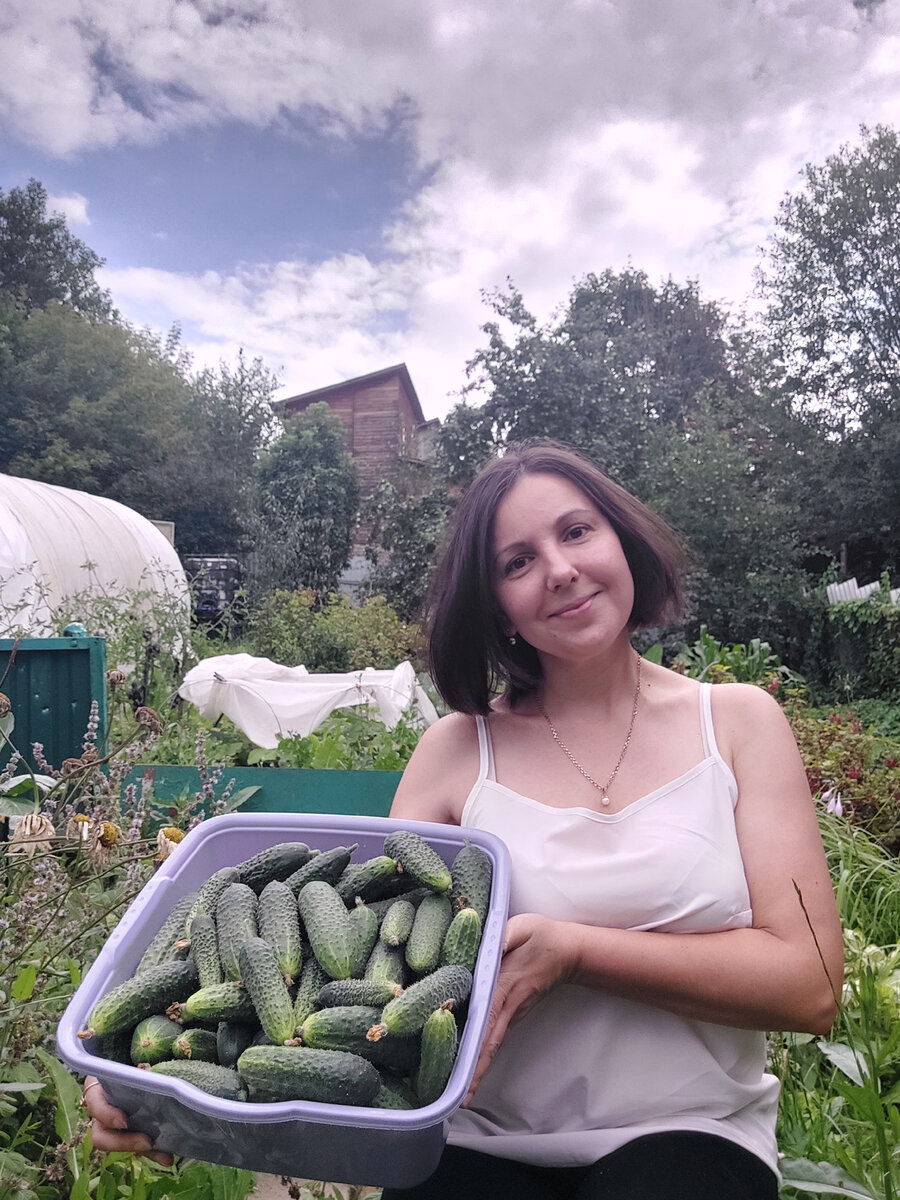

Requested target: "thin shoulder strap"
[
  {"left": 473, "top": 714, "right": 496, "bottom": 783},
  {"left": 699, "top": 682, "right": 720, "bottom": 760}
]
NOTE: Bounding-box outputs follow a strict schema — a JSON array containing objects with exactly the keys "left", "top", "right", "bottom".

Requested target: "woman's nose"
[{"left": 545, "top": 547, "right": 578, "bottom": 590}]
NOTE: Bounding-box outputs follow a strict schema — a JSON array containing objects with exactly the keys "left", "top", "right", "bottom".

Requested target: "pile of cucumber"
[{"left": 78, "top": 829, "right": 493, "bottom": 1110}]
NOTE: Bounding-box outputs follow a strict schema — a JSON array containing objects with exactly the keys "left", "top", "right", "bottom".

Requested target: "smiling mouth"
[{"left": 550, "top": 592, "right": 598, "bottom": 618}]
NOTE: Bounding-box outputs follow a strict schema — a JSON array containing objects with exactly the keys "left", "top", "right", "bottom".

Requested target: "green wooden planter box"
[{"left": 124, "top": 765, "right": 402, "bottom": 819}]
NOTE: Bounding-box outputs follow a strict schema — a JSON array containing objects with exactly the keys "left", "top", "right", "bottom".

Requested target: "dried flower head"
[
  {"left": 0, "top": 691, "right": 10, "bottom": 718},
  {"left": 88, "top": 820, "right": 122, "bottom": 865},
  {"left": 106, "top": 668, "right": 127, "bottom": 689},
  {"left": 135, "top": 706, "right": 163, "bottom": 735},
  {"left": 66, "top": 814, "right": 92, "bottom": 842},
  {"left": 9, "top": 812, "right": 55, "bottom": 857},
  {"left": 61, "top": 757, "right": 87, "bottom": 776},
  {"left": 80, "top": 745, "right": 100, "bottom": 765},
  {"left": 156, "top": 826, "right": 185, "bottom": 860}
]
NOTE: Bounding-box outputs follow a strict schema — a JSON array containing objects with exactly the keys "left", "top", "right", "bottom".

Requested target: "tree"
[
  {"left": 252, "top": 402, "right": 360, "bottom": 596},
  {"left": 0, "top": 179, "right": 113, "bottom": 318},
  {"left": 758, "top": 124, "right": 900, "bottom": 573}
]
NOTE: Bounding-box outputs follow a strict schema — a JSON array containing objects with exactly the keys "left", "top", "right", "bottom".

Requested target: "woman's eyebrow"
[{"left": 494, "top": 509, "right": 596, "bottom": 562}]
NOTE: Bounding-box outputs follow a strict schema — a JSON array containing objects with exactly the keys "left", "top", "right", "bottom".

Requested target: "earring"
[{"left": 508, "top": 635, "right": 517, "bottom": 645}]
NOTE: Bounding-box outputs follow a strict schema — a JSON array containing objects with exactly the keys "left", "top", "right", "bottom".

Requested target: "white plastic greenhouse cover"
[{"left": 0, "top": 473, "right": 189, "bottom": 645}]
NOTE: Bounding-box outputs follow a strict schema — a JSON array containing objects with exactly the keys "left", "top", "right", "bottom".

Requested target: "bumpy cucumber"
[
  {"left": 380, "top": 899, "right": 416, "bottom": 947},
  {"left": 176, "top": 981, "right": 257, "bottom": 1023},
  {"left": 416, "top": 1001, "right": 459, "bottom": 1105},
  {"left": 188, "top": 913, "right": 223, "bottom": 989},
  {"left": 80, "top": 959, "right": 199, "bottom": 1038},
  {"left": 258, "top": 879, "right": 302, "bottom": 984},
  {"left": 130, "top": 1014, "right": 182, "bottom": 1065},
  {"left": 186, "top": 866, "right": 240, "bottom": 934},
  {"left": 383, "top": 830, "right": 451, "bottom": 893},
  {"left": 371, "top": 1077, "right": 418, "bottom": 1109},
  {"left": 364, "top": 939, "right": 407, "bottom": 988},
  {"left": 296, "top": 1005, "right": 382, "bottom": 1051},
  {"left": 405, "top": 892, "right": 453, "bottom": 974},
  {"left": 135, "top": 893, "right": 198, "bottom": 974},
  {"left": 348, "top": 899, "right": 379, "bottom": 978},
  {"left": 285, "top": 844, "right": 358, "bottom": 896},
  {"left": 237, "top": 1045, "right": 380, "bottom": 1106},
  {"left": 298, "top": 881, "right": 354, "bottom": 980},
  {"left": 216, "top": 1020, "right": 257, "bottom": 1068},
  {"left": 238, "top": 937, "right": 297, "bottom": 1045},
  {"left": 215, "top": 882, "right": 259, "bottom": 981},
  {"left": 237, "top": 842, "right": 314, "bottom": 893},
  {"left": 335, "top": 855, "right": 399, "bottom": 905},
  {"left": 440, "top": 906, "right": 482, "bottom": 972},
  {"left": 317, "top": 978, "right": 402, "bottom": 1009},
  {"left": 292, "top": 954, "right": 329, "bottom": 1027},
  {"left": 148, "top": 1059, "right": 246, "bottom": 1100},
  {"left": 173, "top": 1027, "right": 219, "bottom": 1062},
  {"left": 368, "top": 965, "right": 473, "bottom": 1040},
  {"left": 450, "top": 842, "right": 493, "bottom": 920},
  {"left": 96, "top": 1029, "right": 132, "bottom": 1064}
]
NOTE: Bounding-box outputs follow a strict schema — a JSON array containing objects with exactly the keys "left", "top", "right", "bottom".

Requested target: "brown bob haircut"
[{"left": 427, "top": 441, "right": 686, "bottom": 715}]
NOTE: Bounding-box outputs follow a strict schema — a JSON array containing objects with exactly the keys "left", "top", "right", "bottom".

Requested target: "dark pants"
[{"left": 381, "top": 1132, "right": 779, "bottom": 1200}]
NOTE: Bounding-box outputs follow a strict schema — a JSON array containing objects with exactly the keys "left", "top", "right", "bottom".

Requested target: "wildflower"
[
  {"left": 81, "top": 744, "right": 100, "bottom": 765},
  {"left": 0, "top": 691, "right": 10, "bottom": 717},
  {"left": 88, "top": 821, "right": 122, "bottom": 865},
  {"left": 156, "top": 826, "right": 185, "bottom": 860},
  {"left": 9, "top": 812, "right": 56, "bottom": 857},
  {"left": 821, "top": 786, "right": 844, "bottom": 818},
  {"left": 66, "top": 814, "right": 91, "bottom": 842},
  {"left": 61, "top": 757, "right": 87, "bottom": 776},
  {"left": 135, "top": 706, "right": 163, "bottom": 735},
  {"left": 106, "top": 668, "right": 127, "bottom": 689}
]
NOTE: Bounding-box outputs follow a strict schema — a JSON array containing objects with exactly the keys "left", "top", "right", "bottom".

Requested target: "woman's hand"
[
  {"left": 82, "top": 1076, "right": 174, "bottom": 1166},
  {"left": 464, "top": 912, "right": 578, "bottom": 1104}
]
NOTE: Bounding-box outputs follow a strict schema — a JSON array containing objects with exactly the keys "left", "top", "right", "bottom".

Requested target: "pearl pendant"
[{"left": 600, "top": 795, "right": 611, "bottom": 807}]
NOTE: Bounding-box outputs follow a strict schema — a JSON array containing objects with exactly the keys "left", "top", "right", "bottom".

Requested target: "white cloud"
[{"left": 47, "top": 191, "right": 91, "bottom": 226}]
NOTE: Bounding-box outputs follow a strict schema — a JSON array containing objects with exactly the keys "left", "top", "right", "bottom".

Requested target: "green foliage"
[
  {"left": 247, "top": 709, "right": 423, "bottom": 771},
  {"left": 671, "top": 625, "right": 806, "bottom": 694},
  {"left": 826, "top": 581, "right": 900, "bottom": 702},
  {"left": 249, "top": 590, "right": 423, "bottom": 673},
  {"left": 252, "top": 402, "right": 361, "bottom": 596}
]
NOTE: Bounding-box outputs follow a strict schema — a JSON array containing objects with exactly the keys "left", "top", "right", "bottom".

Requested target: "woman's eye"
[
  {"left": 505, "top": 555, "right": 529, "bottom": 574},
  {"left": 566, "top": 525, "right": 589, "bottom": 541}
]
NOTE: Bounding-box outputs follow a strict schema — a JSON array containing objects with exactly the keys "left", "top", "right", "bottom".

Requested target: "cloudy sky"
[{"left": 2, "top": 0, "right": 900, "bottom": 420}]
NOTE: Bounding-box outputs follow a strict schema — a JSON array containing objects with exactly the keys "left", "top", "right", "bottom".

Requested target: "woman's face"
[{"left": 492, "top": 472, "right": 635, "bottom": 663}]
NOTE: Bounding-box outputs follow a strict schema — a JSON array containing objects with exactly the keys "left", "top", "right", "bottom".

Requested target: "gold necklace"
[{"left": 538, "top": 652, "right": 642, "bottom": 807}]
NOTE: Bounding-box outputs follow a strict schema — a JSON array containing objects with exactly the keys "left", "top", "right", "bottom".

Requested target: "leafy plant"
[{"left": 670, "top": 625, "right": 806, "bottom": 695}]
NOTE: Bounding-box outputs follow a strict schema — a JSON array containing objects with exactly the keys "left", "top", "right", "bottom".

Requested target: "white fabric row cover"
[
  {"left": 179, "top": 654, "right": 439, "bottom": 748},
  {"left": 0, "top": 473, "right": 189, "bottom": 645}
]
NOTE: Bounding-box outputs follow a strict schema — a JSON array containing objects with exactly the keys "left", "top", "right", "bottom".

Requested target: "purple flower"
[{"left": 822, "top": 786, "right": 844, "bottom": 817}]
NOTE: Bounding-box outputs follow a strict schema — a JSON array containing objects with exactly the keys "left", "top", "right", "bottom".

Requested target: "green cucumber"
[
  {"left": 175, "top": 981, "right": 257, "bottom": 1023},
  {"left": 186, "top": 866, "right": 240, "bottom": 934},
  {"left": 371, "top": 1077, "right": 418, "bottom": 1109},
  {"left": 296, "top": 1005, "right": 382, "bottom": 1051},
  {"left": 317, "top": 978, "right": 402, "bottom": 1009},
  {"left": 238, "top": 937, "right": 297, "bottom": 1045},
  {"left": 148, "top": 1059, "right": 246, "bottom": 1100},
  {"left": 135, "top": 893, "right": 198, "bottom": 974},
  {"left": 188, "top": 913, "right": 223, "bottom": 988},
  {"left": 348, "top": 899, "right": 379, "bottom": 978},
  {"left": 383, "top": 830, "right": 451, "bottom": 893},
  {"left": 405, "top": 892, "right": 453, "bottom": 975},
  {"left": 298, "top": 881, "right": 354, "bottom": 980},
  {"left": 80, "top": 959, "right": 199, "bottom": 1038},
  {"left": 440, "top": 906, "right": 482, "bottom": 972},
  {"left": 173, "top": 1027, "right": 219, "bottom": 1062},
  {"left": 380, "top": 899, "right": 416, "bottom": 947},
  {"left": 364, "top": 939, "right": 407, "bottom": 988},
  {"left": 335, "top": 855, "right": 399, "bottom": 905},
  {"left": 450, "top": 842, "right": 493, "bottom": 920},
  {"left": 237, "top": 842, "right": 315, "bottom": 892},
  {"left": 367, "top": 965, "right": 473, "bottom": 1040},
  {"left": 215, "top": 882, "right": 259, "bottom": 981},
  {"left": 216, "top": 1021, "right": 258, "bottom": 1068},
  {"left": 96, "top": 1029, "right": 132, "bottom": 1064},
  {"left": 130, "top": 1014, "right": 182, "bottom": 1065},
  {"left": 237, "top": 1045, "right": 380, "bottom": 1106},
  {"left": 258, "top": 879, "right": 302, "bottom": 984},
  {"left": 416, "top": 1001, "right": 459, "bottom": 1105},
  {"left": 292, "top": 954, "right": 329, "bottom": 1027},
  {"left": 285, "top": 844, "right": 358, "bottom": 897}
]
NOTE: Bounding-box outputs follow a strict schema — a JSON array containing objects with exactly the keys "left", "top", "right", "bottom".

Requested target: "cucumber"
[
  {"left": 237, "top": 1045, "right": 381, "bottom": 1106},
  {"left": 296, "top": 1005, "right": 382, "bottom": 1051},
  {"left": 416, "top": 1001, "right": 459, "bottom": 1105},
  {"left": 364, "top": 939, "right": 407, "bottom": 988},
  {"left": 79, "top": 959, "right": 199, "bottom": 1038},
  {"left": 298, "top": 881, "right": 354, "bottom": 980},
  {"left": 292, "top": 954, "right": 329, "bottom": 1027},
  {"left": 440, "top": 906, "right": 482, "bottom": 972},
  {"left": 371, "top": 1077, "right": 418, "bottom": 1109},
  {"left": 188, "top": 913, "right": 223, "bottom": 988},
  {"left": 175, "top": 981, "right": 257, "bottom": 1023},
  {"left": 135, "top": 893, "right": 198, "bottom": 974},
  {"left": 238, "top": 937, "right": 298, "bottom": 1045},
  {"left": 348, "top": 899, "right": 379, "bottom": 978},
  {"left": 148, "top": 1059, "right": 246, "bottom": 1100},
  {"left": 317, "top": 978, "right": 402, "bottom": 1009},
  {"left": 173, "top": 1027, "right": 219, "bottom": 1062},
  {"left": 405, "top": 893, "right": 453, "bottom": 975},
  {"left": 367, "top": 965, "right": 473, "bottom": 1040},
  {"left": 450, "top": 841, "right": 493, "bottom": 920},
  {"left": 258, "top": 879, "right": 302, "bottom": 984},
  {"left": 96, "top": 1028, "right": 133, "bottom": 1064},
  {"left": 215, "top": 883, "right": 259, "bottom": 981},
  {"left": 335, "top": 855, "right": 399, "bottom": 905},
  {"left": 216, "top": 1021, "right": 258, "bottom": 1068},
  {"left": 285, "top": 844, "right": 358, "bottom": 897},
  {"left": 237, "top": 842, "right": 315, "bottom": 893},
  {"left": 186, "top": 866, "right": 240, "bottom": 934},
  {"left": 130, "top": 1014, "right": 182, "bottom": 1065},
  {"left": 380, "top": 899, "right": 416, "bottom": 948},
  {"left": 383, "top": 830, "right": 451, "bottom": 894}
]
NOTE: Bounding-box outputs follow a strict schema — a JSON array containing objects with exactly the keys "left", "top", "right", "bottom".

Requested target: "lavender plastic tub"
[{"left": 56, "top": 812, "right": 510, "bottom": 1187}]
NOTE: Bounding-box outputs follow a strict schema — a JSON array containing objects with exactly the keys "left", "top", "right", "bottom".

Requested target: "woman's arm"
[
  {"left": 466, "top": 684, "right": 843, "bottom": 1100},
  {"left": 389, "top": 711, "right": 480, "bottom": 825}
]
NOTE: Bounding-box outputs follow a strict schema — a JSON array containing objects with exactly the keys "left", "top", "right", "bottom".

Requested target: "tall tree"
[
  {"left": 0, "top": 179, "right": 113, "bottom": 318},
  {"left": 252, "top": 402, "right": 360, "bottom": 596}
]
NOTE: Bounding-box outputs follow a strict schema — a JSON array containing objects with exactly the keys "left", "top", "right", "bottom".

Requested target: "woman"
[{"left": 86, "top": 441, "right": 842, "bottom": 1197}]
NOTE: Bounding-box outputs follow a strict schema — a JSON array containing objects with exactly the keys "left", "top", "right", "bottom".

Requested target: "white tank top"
[{"left": 449, "top": 682, "right": 780, "bottom": 1173}]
